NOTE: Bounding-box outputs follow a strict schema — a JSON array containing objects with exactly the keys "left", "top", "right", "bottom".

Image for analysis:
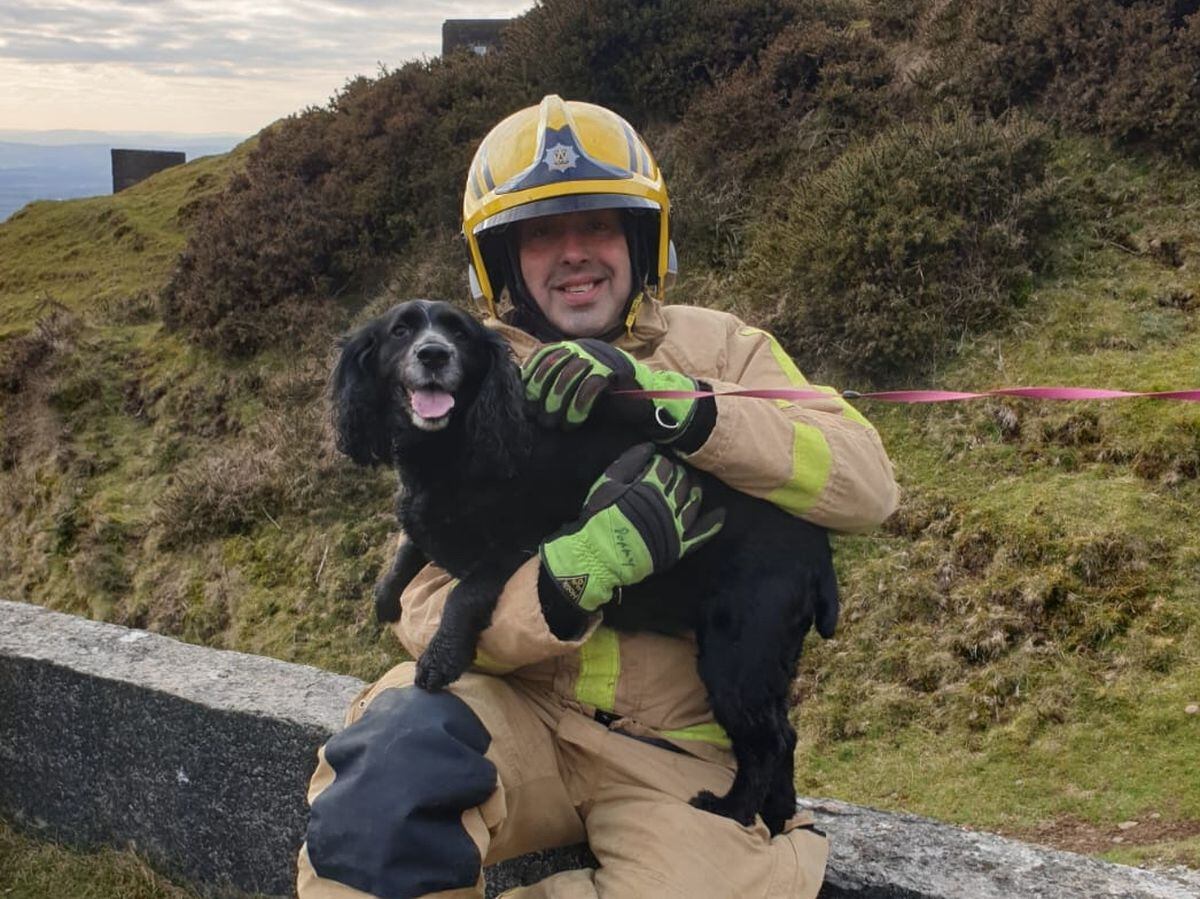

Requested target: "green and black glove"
[
  {"left": 539, "top": 443, "right": 725, "bottom": 612},
  {"left": 522, "top": 339, "right": 715, "bottom": 448}
]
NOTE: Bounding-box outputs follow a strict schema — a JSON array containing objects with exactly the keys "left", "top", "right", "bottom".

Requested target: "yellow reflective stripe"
[
  {"left": 573, "top": 629, "right": 731, "bottom": 750},
  {"left": 839, "top": 398, "right": 873, "bottom": 428},
  {"left": 575, "top": 626, "right": 620, "bottom": 711},
  {"left": 761, "top": 330, "right": 809, "bottom": 388},
  {"left": 660, "top": 721, "right": 732, "bottom": 750},
  {"left": 768, "top": 422, "right": 833, "bottom": 516},
  {"left": 733, "top": 326, "right": 833, "bottom": 512},
  {"left": 740, "top": 326, "right": 875, "bottom": 429},
  {"left": 471, "top": 648, "right": 515, "bottom": 674}
]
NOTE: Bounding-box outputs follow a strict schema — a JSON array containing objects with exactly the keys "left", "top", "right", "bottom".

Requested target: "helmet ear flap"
[
  {"left": 468, "top": 229, "right": 514, "bottom": 316},
  {"left": 468, "top": 265, "right": 487, "bottom": 309},
  {"left": 464, "top": 229, "right": 487, "bottom": 307},
  {"left": 625, "top": 210, "right": 675, "bottom": 296}
]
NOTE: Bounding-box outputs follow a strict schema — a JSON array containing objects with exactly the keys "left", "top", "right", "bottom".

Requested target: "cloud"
[
  {"left": 0, "top": 0, "right": 527, "bottom": 77},
  {"left": 0, "top": 0, "right": 531, "bottom": 131}
]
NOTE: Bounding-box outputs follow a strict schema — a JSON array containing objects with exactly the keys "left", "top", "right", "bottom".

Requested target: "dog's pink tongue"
[{"left": 411, "top": 389, "right": 455, "bottom": 419}]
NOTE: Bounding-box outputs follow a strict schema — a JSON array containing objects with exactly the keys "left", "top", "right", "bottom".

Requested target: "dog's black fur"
[{"left": 331, "top": 299, "right": 839, "bottom": 835}]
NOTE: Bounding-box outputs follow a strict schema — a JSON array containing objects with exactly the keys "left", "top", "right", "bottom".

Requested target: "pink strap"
[{"left": 614, "top": 387, "right": 1200, "bottom": 403}]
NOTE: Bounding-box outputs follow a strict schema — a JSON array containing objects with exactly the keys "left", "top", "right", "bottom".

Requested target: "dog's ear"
[
  {"left": 464, "top": 329, "right": 529, "bottom": 478},
  {"left": 330, "top": 323, "right": 392, "bottom": 466}
]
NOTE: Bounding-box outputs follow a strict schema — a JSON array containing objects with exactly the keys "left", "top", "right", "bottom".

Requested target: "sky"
[{"left": 0, "top": 1, "right": 533, "bottom": 137}]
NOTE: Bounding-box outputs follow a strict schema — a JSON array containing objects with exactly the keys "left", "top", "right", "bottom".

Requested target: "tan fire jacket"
[{"left": 393, "top": 299, "right": 898, "bottom": 762}]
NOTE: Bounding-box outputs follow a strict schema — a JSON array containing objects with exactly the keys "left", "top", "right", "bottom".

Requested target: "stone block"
[
  {"left": 803, "top": 797, "right": 1200, "bottom": 898},
  {"left": 0, "top": 599, "right": 361, "bottom": 895},
  {"left": 3, "top": 600, "right": 1198, "bottom": 898}
]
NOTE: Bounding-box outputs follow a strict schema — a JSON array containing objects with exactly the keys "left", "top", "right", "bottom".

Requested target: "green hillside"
[
  {"left": 2, "top": 0, "right": 1199, "bottom": 889},
  {"left": 795, "top": 144, "right": 1200, "bottom": 865},
  {"left": 0, "top": 143, "right": 254, "bottom": 336}
]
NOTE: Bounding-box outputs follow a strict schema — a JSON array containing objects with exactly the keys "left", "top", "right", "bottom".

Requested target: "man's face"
[{"left": 516, "top": 208, "right": 633, "bottom": 338}]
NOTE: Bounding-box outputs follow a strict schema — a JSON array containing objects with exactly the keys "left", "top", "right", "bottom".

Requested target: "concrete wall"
[
  {"left": 3, "top": 600, "right": 1199, "bottom": 898},
  {"left": 111, "top": 149, "right": 186, "bottom": 193},
  {"left": 442, "top": 19, "right": 509, "bottom": 56}
]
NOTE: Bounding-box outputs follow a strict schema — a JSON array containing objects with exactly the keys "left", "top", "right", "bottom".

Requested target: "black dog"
[{"left": 331, "top": 299, "right": 839, "bottom": 835}]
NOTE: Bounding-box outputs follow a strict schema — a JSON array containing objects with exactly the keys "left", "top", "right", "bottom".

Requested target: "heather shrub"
[
  {"left": 159, "top": 0, "right": 1200, "bottom": 358},
  {"left": 160, "top": 164, "right": 357, "bottom": 354},
  {"left": 743, "top": 111, "right": 1059, "bottom": 383},
  {"left": 154, "top": 447, "right": 285, "bottom": 546},
  {"left": 502, "top": 0, "right": 799, "bottom": 122},
  {"left": 161, "top": 0, "right": 809, "bottom": 356},
  {"left": 0, "top": 302, "right": 78, "bottom": 395},
  {"left": 161, "top": 52, "right": 530, "bottom": 355},
  {"left": 374, "top": 230, "right": 470, "bottom": 312},
  {"left": 924, "top": 0, "right": 1200, "bottom": 155},
  {"left": 152, "top": 399, "right": 339, "bottom": 546},
  {"left": 675, "top": 3, "right": 904, "bottom": 178},
  {"left": 667, "top": 5, "right": 900, "bottom": 268}
]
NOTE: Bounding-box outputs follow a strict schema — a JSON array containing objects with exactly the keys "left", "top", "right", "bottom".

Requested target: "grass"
[
  {"left": 788, "top": 139, "right": 1200, "bottom": 867},
  {"left": 0, "top": 140, "right": 255, "bottom": 339},
  {"left": 0, "top": 820, "right": 201, "bottom": 899},
  {"left": 2, "top": 132, "right": 1199, "bottom": 887},
  {"left": 0, "top": 314, "right": 403, "bottom": 677}
]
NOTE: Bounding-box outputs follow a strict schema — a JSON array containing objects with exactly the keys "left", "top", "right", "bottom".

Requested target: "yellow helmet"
[{"left": 462, "top": 95, "right": 676, "bottom": 324}]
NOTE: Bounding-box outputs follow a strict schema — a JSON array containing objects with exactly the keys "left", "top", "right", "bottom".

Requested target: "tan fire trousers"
[{"left": 298, "top": 662, "right": 828, "bottom": 898}]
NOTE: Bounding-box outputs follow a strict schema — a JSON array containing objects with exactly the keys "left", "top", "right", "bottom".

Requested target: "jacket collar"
[{"left": 488, "top": 297, "right": 670, "bottom": 361}]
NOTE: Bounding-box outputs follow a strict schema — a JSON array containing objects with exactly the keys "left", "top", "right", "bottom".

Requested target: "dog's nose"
[{"left": 416, "top": 343, "right": 452, "bottom": 369}]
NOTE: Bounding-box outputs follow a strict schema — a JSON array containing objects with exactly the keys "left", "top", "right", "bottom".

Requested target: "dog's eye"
[
  {"left": 447, "top": 324, "right": 469, "bottom": 341},
  {"left": 390, "top": 321, "right": 410, "bottom": 337}
]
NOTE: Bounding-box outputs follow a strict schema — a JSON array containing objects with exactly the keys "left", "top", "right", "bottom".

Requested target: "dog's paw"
[
  {"left": 689, "top": 790, "right": 758, "bottom": 827},
  {"left": 413, "top": 657, "right": 449, "bottom": 691},
  {"left": 414, "top": 636, "right": 472, "bottom": 692},
  {"left": 414, "top": 655, "right": 456, "bottom": 692},
  {"left": 373, "top": 581, "right": 402, "bottom": 624},
  {"left": 760, "top": 786, "right": 797, "bottom": 836},
  {"left": 760, "top": 806, "right": 791, "bottom": 837}
]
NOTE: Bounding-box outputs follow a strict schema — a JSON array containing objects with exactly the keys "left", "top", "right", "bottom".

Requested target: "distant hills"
[{"left": 0, "top": 130, "right": 245, "bottom": 222}]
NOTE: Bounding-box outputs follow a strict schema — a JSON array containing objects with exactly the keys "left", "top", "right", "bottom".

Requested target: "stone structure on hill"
[
  {"left": 111, "top": 149, "right": 185, "bottom": 193},
  {"left": 442, "top": 19, "right": 509, "bottom": 56},
  {"left": 3, "top": 599, "right": 1199, "bottom": 898}
]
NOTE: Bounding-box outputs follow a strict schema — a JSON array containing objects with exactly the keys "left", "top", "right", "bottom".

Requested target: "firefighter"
[{"left": 298, "top": 95, "right": 898, "bottom": 898}]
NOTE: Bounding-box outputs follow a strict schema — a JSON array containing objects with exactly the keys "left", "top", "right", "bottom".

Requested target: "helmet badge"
[{"left": 543, "top": 142, "right": 579, "bottom": 174}]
